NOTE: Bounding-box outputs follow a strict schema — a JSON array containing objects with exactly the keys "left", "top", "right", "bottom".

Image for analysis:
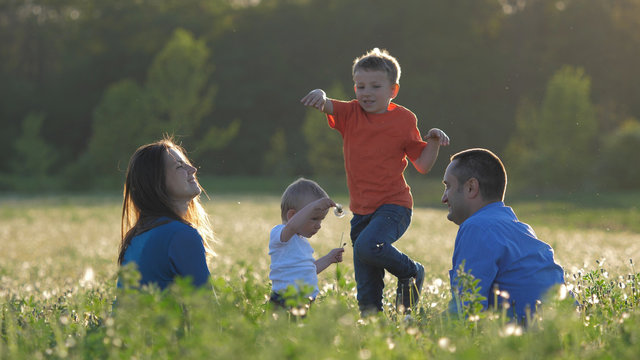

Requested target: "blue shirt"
[
  {"left": 120, "top": 219, "right": 210, "bottom": 290},
  {"left": 448, "top": 202, "right": 564, "bottom": 318}
]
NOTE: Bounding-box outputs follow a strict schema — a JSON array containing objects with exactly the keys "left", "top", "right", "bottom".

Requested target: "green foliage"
[
  {"left": 505, "top": 66, "right": 598, "bottom": 191},
  {"left": 262, "top": 128, "right": 292, "bottom": 176},
  {"left": 3, "top": 194, "right": 640, "bottom": 358},
  {"left": 85, "top": 79, "right": 153, "bottom": 181},
  {"left": 596, "top": 119, "right": 640, "bottom": 189},
  {"left": 146, "top": 28, "right": 215, "bottom": 137},
  {"left": 0, "top": 112, "right": 59, "bottom": 191},
  {"left": 74, "top": 28, "right": 239, "bottom": 188},
  {"left": 450, "top": 260, "right": 487, "bottom": 322},
  {"left": 302, "top": 83, "right": 346, "bottom": 177}
]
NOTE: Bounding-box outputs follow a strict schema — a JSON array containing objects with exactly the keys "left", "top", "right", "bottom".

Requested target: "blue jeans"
[{"left": 351, "top": 204, "right": 418, "bottom": 313}]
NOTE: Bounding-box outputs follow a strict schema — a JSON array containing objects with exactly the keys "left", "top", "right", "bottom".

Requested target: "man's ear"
[
  {"left": 391, "top": 83, "right": 400, "bottom": 99},
  {"left": 465, "top": 178, "right": 481, "bottom": 199}
]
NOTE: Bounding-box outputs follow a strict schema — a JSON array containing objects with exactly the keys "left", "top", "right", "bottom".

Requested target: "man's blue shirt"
[
  {"left": 449, "top": 202, "right": 564, "bottom": 318},
  {"left": 120, "top": 219, "right": 210, "bottom": 290}
]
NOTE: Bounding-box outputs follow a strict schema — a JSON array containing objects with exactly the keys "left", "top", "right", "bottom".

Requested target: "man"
[{"left": 442, "top": 148, "right": 564, "bottom": 320}]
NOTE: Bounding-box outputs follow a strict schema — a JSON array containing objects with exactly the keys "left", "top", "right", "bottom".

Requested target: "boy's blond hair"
[
  {"left": 280, "top": 178, "right": 329, "bottom": 222},
  {"left": 352, "top": 48, "right": 401, "bottom": 85}
]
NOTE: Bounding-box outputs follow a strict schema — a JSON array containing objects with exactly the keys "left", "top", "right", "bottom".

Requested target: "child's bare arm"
[
  {"left": 301, "top": 89, "right": 334, "bottom": 114},
  {"left": 280, "top": 197, "right": 336, "bottom": 243},
  {"left": 315, "top": 248, "right": 345, "bottom": 274},
  {"left": 413, "top": 128, "right": 450, "bottom": 174}
]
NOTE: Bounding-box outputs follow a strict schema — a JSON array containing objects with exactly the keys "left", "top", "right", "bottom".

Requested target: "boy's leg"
[
  {"left": 353, "top": 204, "right": 417, "bottom": 278},
  {"left": 351, "top": 213, "right": 384, "bottom": 314},
  {"left": 352, "top": 205, "right": 420, "bottom": 313}
]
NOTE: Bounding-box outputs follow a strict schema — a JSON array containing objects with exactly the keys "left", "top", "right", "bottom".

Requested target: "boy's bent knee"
[{"left": 354, "top": 238, "right": 385, "bottom": 263}]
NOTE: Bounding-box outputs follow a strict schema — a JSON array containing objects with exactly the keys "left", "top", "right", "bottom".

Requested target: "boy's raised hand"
[
  {"left": 425, "top": 128, "right": 450, "bottom": 146},
  {"left": 301, "top": 89, "right": 332, "bottom": 113}
]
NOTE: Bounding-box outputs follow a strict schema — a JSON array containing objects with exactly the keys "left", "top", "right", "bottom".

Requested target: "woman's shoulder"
[{"left": 154, "top": 218, "right": 199, "bottom": 238}]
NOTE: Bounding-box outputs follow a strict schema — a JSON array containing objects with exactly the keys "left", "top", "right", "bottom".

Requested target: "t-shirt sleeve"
[
  {"left": 326, "top": 99, "right": 354, "bottom": 133},
  {"left": 404, "top": 113, "right": 428, "bottom": 161},
  {"left": 270, "top": 225, "right": 287, "bottom": 248},
  {"left": 449, "top": 223, "right": 503, "bottom": 310},
  {"left": 168, "top": 228, "right": 210, "bottom": 287}
]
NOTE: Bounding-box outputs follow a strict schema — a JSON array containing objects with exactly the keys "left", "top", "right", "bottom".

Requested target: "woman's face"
[{"left": 164, "top": 148, "right": 201, "bottom": 203}]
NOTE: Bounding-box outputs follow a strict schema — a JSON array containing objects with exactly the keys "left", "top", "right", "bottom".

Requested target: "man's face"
[{"left": 442, "top": 161, "right": 471, "bottom": 225}]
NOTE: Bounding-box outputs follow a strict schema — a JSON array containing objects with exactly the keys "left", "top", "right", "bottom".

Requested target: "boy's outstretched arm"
[
  {"left": 301, "top": 89, "right": 334, "bottom": 114},
  {"left": 315, "top": 248, "right": 345, "bottom": 274},
  {"left": 413, "top": 128, "right": 450, "bottom": 174},
  {"left": 280, "top": 197, "right": 336, "bottom": 243}
]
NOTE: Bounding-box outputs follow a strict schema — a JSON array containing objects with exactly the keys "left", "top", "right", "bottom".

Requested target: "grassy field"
[{"left": 2, "top": 190, "right": 640, "bottom": 359}]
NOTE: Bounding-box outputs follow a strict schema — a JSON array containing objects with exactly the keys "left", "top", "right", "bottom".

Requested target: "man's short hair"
[
  {"left": 450, "top": 148, "right": 507, "bottom": 202},
  {"left": 280, "top": 178, "right": 329, "bottom": 222},
  {"left": 352, "top": 48, "right": 401, "bottom": 85}
]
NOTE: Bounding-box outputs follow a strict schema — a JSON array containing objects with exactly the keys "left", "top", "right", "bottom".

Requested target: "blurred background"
[{"left": 1, "top": 0, "right": 639, "bottom": 194}]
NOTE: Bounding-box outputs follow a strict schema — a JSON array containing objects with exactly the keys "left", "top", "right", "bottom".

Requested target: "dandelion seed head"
[
  {"left": 500, "top": 323, "right": 523, "bottom": 337},
  {"left": 386, "top": 337, "right": 395, "bottom": 350},
  {"left": 359, "top": 348, "right": 371, "bottom": 359}
]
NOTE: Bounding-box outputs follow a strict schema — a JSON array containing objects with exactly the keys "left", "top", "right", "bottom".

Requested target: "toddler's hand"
[
  {"left": 301, "top": 89, "right": 327, "bottom": 111},
  {"left": 425, "top": 128, "right": 450, "bottom": 146},
  {"left": 328, "top": 248, "right": 345, "bottom": 263}
]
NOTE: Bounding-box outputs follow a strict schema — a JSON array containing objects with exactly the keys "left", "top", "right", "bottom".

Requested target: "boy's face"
[
  {"left": 297, "top": 208, "right": 328, "bottom": 238},
  {"left": 353, "top": 69, "right": 399, "bottom": 114}
]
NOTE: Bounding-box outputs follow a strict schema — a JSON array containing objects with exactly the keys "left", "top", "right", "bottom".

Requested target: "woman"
[{"left": 117, "top": 138, "right": 214, "bottom": 290}]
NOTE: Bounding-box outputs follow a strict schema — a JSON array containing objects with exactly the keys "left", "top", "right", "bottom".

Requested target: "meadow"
[{"left": 2, "top": 188, "right": 640, "bottom": 359}]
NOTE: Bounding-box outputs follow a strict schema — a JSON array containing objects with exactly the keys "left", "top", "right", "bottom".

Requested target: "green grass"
[{"left": 2, "top": 192, "right": 640, "bottom": 359}]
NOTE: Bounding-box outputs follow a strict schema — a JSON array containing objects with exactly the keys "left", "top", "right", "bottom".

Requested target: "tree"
[
  {"left": 146, "top": 28, "right": 215, "bottom": 138},
  {"left": 596, "top": 119, "right": 640, "bottom": 190},
  {"left": 505, "top": 66, "right": 597, "bottom": 191},
  {"left": 302, "top": 83, "right": 346, "bottom": 177},
  {"left": 85, "top": 79, "right": 153, "bottom": 178},
  {"left": 2, "top": 112, "right": 59, "bottom": 190}
]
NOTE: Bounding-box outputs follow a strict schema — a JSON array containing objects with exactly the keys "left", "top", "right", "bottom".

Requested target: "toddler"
[{"left": 269, "top": 178, "right": 345, "bottom": 307}]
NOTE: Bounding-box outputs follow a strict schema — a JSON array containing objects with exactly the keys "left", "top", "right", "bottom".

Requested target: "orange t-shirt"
[{"left": 327, "top": 100, "right": 428, "bottom": 215}]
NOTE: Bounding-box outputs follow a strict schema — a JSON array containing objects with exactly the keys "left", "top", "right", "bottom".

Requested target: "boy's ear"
[
  {"left": 391, "top": 83, "right": 400, "bottom": 99},
  {"left": 286, "top": 209, "right": 297, "bottom": 221}
]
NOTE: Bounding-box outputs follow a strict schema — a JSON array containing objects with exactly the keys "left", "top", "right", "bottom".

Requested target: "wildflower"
[
  {"left": 406, "top": 327, "right": 419, "bottom": 335},
  {"left": 438, "top": 337, "right": 456, "bottom": 353},
  {"left": 558, "top": 284, "right": 568, "bottom": 300},
  {"left": 334, "top": 203, "right": 345, "bottom": 218},
  {"left": 386, "top": 337, "right": 396, "bottom": 350},
  {"left": 359, "top": 349, "right": 372, "bottom": 359},
  {"left": 499, "top": 323, "right": 523, "bottom": 337}
]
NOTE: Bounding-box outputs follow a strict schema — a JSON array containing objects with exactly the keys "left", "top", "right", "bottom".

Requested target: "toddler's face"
[
  {"left": 353, "top": 69, "right": 397, "bottom": 114},
  {"left": 299, "top": 209, "right": 329, "bottom": 238}
]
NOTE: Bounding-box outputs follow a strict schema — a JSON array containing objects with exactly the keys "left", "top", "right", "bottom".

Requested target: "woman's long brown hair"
[{"left": 118, "top": 138, "right": 214, "bottom": 265}]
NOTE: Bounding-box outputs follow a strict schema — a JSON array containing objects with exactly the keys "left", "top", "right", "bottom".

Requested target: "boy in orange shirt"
[{"left": 301, "top": 48, "right": 449, "bottom": 315}]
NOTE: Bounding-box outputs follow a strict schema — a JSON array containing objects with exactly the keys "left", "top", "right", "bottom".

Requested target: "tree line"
[{"left": 1, "top": 0, "right": 639, "bottom": 191}]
